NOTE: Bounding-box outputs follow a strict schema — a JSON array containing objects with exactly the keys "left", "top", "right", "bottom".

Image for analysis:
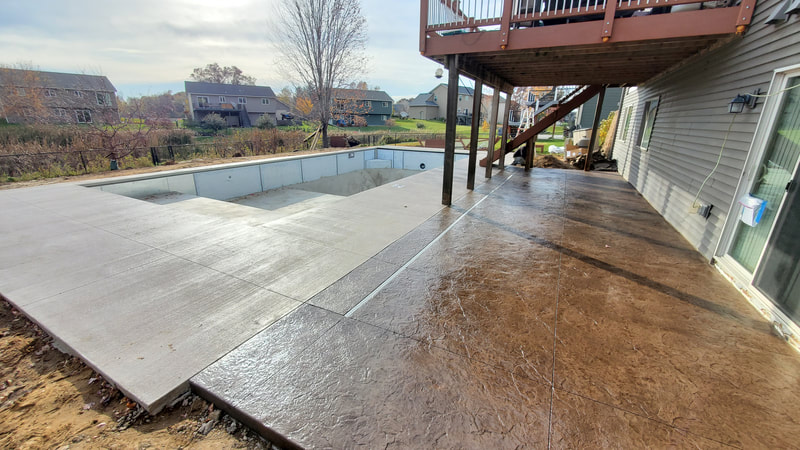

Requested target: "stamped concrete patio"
[
  {"left": 194, "top": 166, "right": 800, "bottom": 448},
  {"left": 2, "top": 154, "right": 799, "bottom": 448}
]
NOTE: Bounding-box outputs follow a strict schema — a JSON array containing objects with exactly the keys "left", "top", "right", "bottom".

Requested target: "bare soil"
[{"left": 0, "top": 299, "right": 273, "bottom": 450}]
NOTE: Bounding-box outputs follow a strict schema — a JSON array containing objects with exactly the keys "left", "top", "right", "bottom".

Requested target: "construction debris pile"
[{"left": 570, "top": 151, "right": 618, "bottom": 171}]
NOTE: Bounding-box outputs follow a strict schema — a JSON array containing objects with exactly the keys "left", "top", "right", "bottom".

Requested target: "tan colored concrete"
[{"left": 194, "top": 167, "right": 800, "bottom": 448}]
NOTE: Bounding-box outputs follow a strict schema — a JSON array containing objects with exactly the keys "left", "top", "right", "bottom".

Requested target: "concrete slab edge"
[
  {"left": 190, "top": 379, "right": 304, "bottom": 450},
  {"left": 0, "top": 293, "right": 179, "bottom": 414}
]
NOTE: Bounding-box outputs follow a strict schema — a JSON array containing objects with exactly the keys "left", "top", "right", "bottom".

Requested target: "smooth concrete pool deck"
[
  {"left": 192, "top": 167, "right": 800, "bottom": 448},
  {"left": 0, "top": 157, "right": 481, "bottom": 413}
]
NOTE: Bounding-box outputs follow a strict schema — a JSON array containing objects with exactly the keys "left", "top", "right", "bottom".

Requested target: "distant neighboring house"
[
  {"left": 184, "top": 81, "right": 290, "bottom": 127},
  {"left": 393, "top": 99, "right": 410, "bottom": 117},
  {"left": 409, "top": 84, "right": 474, "bottom": 121},
  {"left": 331, "top": 88, "right": 393, "bottom": 126},
  {"left": 408, "top": 84, "right": 505, "bottom": 124},
  {"left": 0, "top": 68, "right": 119, "bottom": 125}
]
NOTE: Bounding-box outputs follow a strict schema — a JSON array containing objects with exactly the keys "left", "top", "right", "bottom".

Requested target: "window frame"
[
  {"left": 621, "top": 105, "right": 633, "bottom": 141},
  {"left": 637, "top": 96, "right": 660, "bottom": 151},
  {"left": 238, "top": 97, "right": 246, "bottom": 104},
  {"left": 76, "top": 109, "right": 92, "bottom": 124},
  {"left": 197, "top": 96, "right": 209, "bottom": 107},
  {"left": 261, "top": 98, "right": 269, "bottom": 105},
  {"left": 74, "top": 90, "right": 84, "bottom": 98},
  {"left": 44, "top": 89, "right": 56, "bottom": 98},
  {"left": 96, "top": 92, "right": 111, "bottom": 106}
]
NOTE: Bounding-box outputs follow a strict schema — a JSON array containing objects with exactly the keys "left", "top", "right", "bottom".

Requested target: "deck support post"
[
  {"left": 584, "top": 86, "right": 606, "bottom": 172},
  {"left": 442, "top": 54, "right": 459, "bottom": 206},
  {"left": 524, "top": 137, "right": 535, "bottom": 171},
  {"left": 467, "top": 78, "right": 483, "bottom": 190},
  {"left": 485, "top": 88, "right": 501, "bottom": 179},
  {"left": 499, "top": 90, "right": 512, "bottom": 172}
]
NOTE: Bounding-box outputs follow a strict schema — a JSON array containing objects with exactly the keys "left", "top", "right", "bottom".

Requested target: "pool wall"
[{"left": 84, "top": 147, "right": 468, "bottom": 201}]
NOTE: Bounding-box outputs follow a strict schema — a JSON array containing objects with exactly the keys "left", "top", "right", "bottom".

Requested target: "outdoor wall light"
[
  {"left": 435, "top": 68, "right": 444, "bottom": 79},
  {"left": 729, "top": 91, "right": 759, "bottom": 113}
]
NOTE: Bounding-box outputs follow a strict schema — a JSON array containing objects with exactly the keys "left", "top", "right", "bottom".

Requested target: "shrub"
[
  {"left": 255, "top": 114, "right": 276, "bottom": 129},
  {"left": 384, "top": 119, "right": 396, "bottom": 127},
  {"left": 159, "top": 129, "right": 193, "bottom": 146},
  {"left": 201, "top": 113, "right": 227, "bottom": 134},
  {"left": 416, "top": 122, "right": 425, "bottom": 129},
  {"left": 352, "top": 116, "right": 368, "bottom": 128}
]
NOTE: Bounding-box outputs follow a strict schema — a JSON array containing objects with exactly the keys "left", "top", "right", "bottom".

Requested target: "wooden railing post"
[
  {"left": 420, "top": 0, "right": 428, "bottom": 53},
  {"left": 500, "top": 0, "right": 514, "bottom": 49},
  {"left": 601, "top": 0, "right": 617, "bottom": 42}
]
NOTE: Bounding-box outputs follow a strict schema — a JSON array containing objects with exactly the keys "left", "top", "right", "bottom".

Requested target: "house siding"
[
  {"left": 611, "top": 0, "right": 800, "bottom": 260},
  {"left": 409, "top": 105, "right": 439, "bottom": 120}
]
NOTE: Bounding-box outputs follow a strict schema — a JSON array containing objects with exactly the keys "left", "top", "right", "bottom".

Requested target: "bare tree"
[
  {"left": 274, "top": 0, "right": 367, "bottom": 148},
  {"left": 0, "top": 64, "right": 51, "bottom": 124},
  {"left": 190, "top": 63, "right": 256, "bottom": 85}
]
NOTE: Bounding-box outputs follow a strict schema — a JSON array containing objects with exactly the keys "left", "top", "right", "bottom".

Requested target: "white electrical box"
[{"left": 738, "top": 194, "right": 767, "bottom": 227}]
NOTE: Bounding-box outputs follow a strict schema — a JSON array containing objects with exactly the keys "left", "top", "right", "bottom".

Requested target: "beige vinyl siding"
[{"left": 612, "top": 0, "right": 800, "bottom": 259}]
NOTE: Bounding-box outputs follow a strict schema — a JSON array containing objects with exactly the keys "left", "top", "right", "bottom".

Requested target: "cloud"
[{"left": 1, "top": 0, "right": 440, "bottom": 97}]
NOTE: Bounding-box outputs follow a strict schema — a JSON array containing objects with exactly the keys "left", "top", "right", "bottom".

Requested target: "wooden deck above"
[{"left": 420, "top": 0, "right": 757, "bottom": 88}]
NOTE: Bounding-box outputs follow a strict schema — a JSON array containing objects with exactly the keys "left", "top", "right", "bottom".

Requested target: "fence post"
[{"left": 79, "top": 151, "right": 88, "bottom": 173}]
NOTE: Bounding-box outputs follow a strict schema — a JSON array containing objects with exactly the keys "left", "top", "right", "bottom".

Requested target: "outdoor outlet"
[{"left": 697, "top": 203, "right": 713, "bottom": 219}]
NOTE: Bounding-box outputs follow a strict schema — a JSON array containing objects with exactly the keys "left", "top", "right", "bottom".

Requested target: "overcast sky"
[{"left": 0, "top": 0, "right": 448, "bottom": 100}]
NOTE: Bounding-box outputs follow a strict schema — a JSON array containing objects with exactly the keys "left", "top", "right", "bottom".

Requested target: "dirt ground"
[{"left": 0, "top": 299, "right": 274, "bottom": 450}]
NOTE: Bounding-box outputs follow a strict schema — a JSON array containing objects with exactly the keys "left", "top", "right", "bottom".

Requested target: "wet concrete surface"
[{"left": 193, "top": 167, "right": 800, "bottom": 448}]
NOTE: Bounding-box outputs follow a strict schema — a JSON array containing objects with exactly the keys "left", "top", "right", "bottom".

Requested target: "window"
[
  {"left": 219, "top": 96, "right": 226, "bottom": 102},
  {"left": 96, "top": 92, "right": 112, "bottom": 106},
  {"left": 528, "top": 91, "right": 535, "bottom": 102},
  {"left": 382, "top": 102, "right": 389, "bottom": 107},
  {"left": 44, "top": 89, "right": 56, "bottom": 97},
  {"left": 637, "top": 97, "right": 659, "bottom": 150},
  {"left": 17, "top": 87, "right": 26, "bottom": 96},
  {"left": 197, "top": 96, "right": 209, "bottom": 107},
  {"left": 261, "top": 98, "right": 269, "bottom": 105},
  {"left": 76, "top": 110, "right": 92, "bottom": 123},
  {"left": 74, "top": 90, "right": 84, "bottom": 98},
  {"left": 433, "top": 95, "right": 438, "bottom": 101},
  {"left": 459, "top": 96, "right": 462, "bottom": 102},
  {"left": 53, "top": 108, "right": 68, "bottom": 119},
  {"left": 382, "top": 115, "right": 387, "bottom": 121},
  {"left": 238, "top": 97, "right": 246, "bottom": 104},
  {"left": 621, "top": 105, "right": 633, "bottom": 141}
]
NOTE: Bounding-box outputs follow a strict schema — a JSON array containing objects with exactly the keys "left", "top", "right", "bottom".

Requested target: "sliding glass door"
[{"left": 728, "top": 75, "right": 800, "bottom": 321}]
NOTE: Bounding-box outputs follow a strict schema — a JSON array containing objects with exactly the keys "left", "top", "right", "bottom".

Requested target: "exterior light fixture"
[
  {"left": 729, "top": 91, "right": 759, "bottom": 113},
  {"left": 435, "top": 68, "right": 444, "bottom": 79}
]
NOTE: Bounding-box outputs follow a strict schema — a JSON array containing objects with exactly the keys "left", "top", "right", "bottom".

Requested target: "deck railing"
[{"left": 422, "top": 0, "right": 749, "bottom": 40}]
